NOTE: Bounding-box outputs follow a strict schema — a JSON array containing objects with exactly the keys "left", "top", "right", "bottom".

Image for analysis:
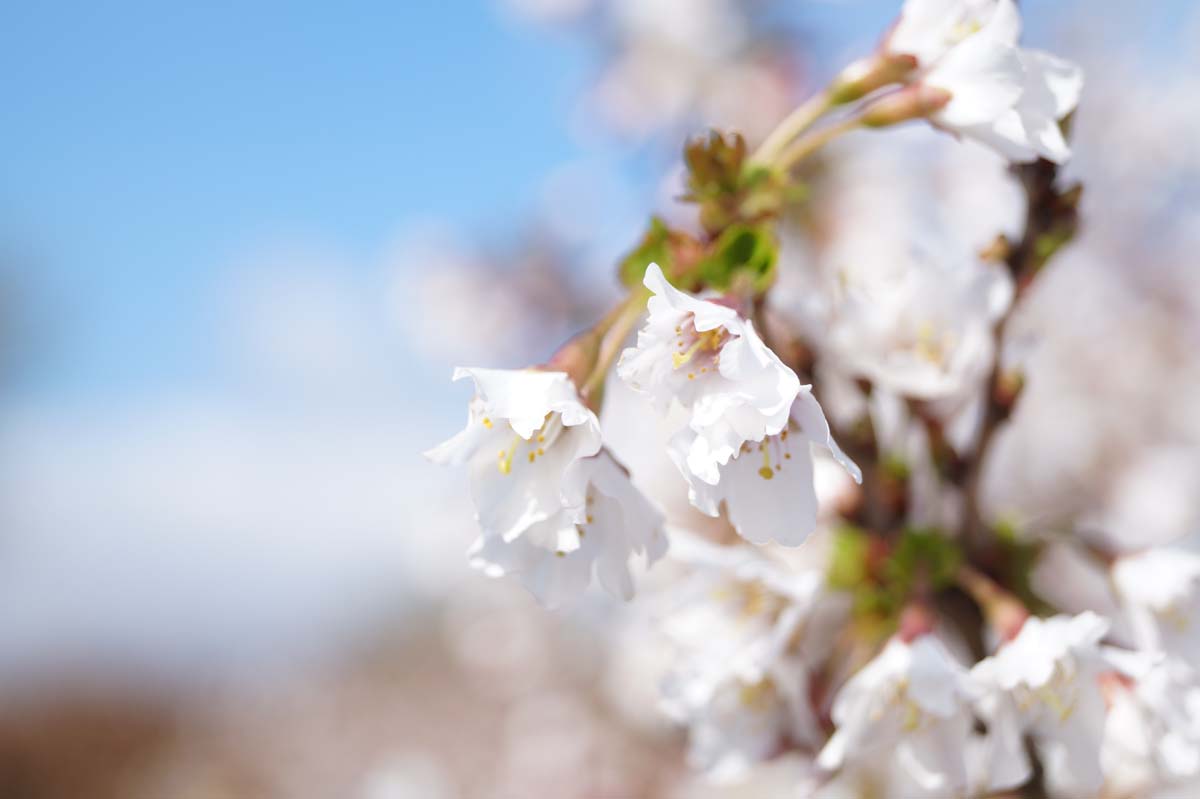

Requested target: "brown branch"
[{"left": 962, "top": 158, "right": 1082, "bottom": 550}]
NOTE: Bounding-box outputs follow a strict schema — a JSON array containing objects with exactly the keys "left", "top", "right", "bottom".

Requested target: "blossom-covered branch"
[{"left": 422, "top": 1, "right": 1200, "bottom": 796}]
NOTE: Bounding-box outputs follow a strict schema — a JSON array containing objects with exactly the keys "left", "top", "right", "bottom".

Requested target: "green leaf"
[
  {"left": 697, "top": 224, "right": 777, "bottom": 291},
  {"left": 828, "top": 525, "right": 870, "bottom": 591},
  {"left": 887, "top": 528, "right": 963, "bottom": 592},
  {"left": 618, "top": 217, "right": 673, "bottom": 288}
]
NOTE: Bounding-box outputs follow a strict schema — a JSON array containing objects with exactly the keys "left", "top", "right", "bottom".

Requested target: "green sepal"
[{"left": 696, "top": 224, "right": 777, "bottom": 292}]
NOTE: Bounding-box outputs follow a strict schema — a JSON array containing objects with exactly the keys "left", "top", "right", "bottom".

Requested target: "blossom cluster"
[{"left": 425, "top": 1, "right": 1198, "bottom": 796}]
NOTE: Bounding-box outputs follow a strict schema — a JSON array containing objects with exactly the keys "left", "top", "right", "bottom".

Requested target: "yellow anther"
[
  {"left": 699, "top": 328, "right": 724, "bottom": 350},
  {"left": 738, "top": 680, "right": 774, "bottom": 711},
  {"left": 586, "top": 514, "right": 594, "bottom": 523},
  {"left": 758, "top": 446, "right": 774, "bottom": 480},
  {"left": 673, "top": 339, "right": 704, "bottom": 369},
  {"left": 497, "top": 435, "right": 522, "bottom": 475},
  {"left": 482, "top": 417, "right": 492, "bottom": 428},
  {"left": 903, "top": 699, "right": 921, "bottom": 731}
]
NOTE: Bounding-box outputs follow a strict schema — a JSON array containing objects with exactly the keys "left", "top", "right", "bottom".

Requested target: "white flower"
[
  {"left": 817, "top": 635, "right": 980, "bottom": 797},
  {"left": 1113, "top": 548, "right": 1200, "bottom": 663},
  {"left": 618, "top": 263, "right": 797, "bottom": 444},
  {"left": 827, "top": 241, "right": 1013, "bottom": 403},
  {"left": 675, "top": 391, "right": 862, "bottom": 546},
  {"left": 425, "top": 367, "right": 666, "bottom": 606},
  {"left": 618, "top": 264, "right": 859, "bottom": 546},
  {"left": 888, "top": 0, "right": 1084, "bottom": 163},
  {"left": 1101, "top": 652, "right": 1200, "bottom": 795},
  {"left": 972, "top": 612, "right": 1112, "bottom": 797},
  {"left": 469, "top": 449, "right": 667, "bottom": 607},
  {"left": 658, "top": 535, "right": 844, "bottom": 779}
]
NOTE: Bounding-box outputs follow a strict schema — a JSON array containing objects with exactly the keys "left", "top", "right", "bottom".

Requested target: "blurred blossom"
[
  {"left": 360, "top": 753, "right": 459, "bottom": 799},
  {"left": 387, "top": 224, "right": 540, "bottom": 365}
]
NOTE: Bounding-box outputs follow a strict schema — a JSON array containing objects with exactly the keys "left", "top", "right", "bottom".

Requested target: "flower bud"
[
  {"left": 543, "top": 327, "right": 602, "bottom": 390},
  {"left": 829, "top": 53, "right": 918, "bottom": 105},
  {"left": 860, "top": 84, "right": 952, "bottom": 128}
]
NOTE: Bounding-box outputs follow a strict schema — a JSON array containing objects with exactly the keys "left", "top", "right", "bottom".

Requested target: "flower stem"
[
  {"left": 772, "top": 113, "right": 864, "bottom": 174},
  {"left": 580, "top": 287, "right": 650, "bottom": 407},
  {"left": 956, "top": 564, "right": 1030, "bottom": 644},
  {"left": 750, "top": 90, "right": 833, "bottom": 167}
]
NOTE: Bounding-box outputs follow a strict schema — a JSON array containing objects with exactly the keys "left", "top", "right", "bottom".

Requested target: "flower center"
[
  {"left": 496, "top": 413, "right": 564, "bottom": 474},
  {"left": 740, "top": 429, "right": 795, "bottom": 480},
  {"left": 671, "top": 316, "right": 731, "bottom": 379},
  {"left": 738, "top": 677, "right": 778, "bottom": 712},
  {"left": 913, "top": 319, "right": 956, "bottom": 367}
]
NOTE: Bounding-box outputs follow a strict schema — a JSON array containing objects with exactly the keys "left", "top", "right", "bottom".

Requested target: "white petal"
[
  {"left": 452, "top": 366, "right": 598, "bottom": 439},
  {"left": 723, "top": 441, "right": 818, "bottom": 546},
  {"left": 981, "top": 0, "right": 1022, "bottom": 47},
  {"left": 1022, "top": 49, "right": 1084, "bottom": 118},
  {"left": 792, "top": 388, "right": 862, "bottom": 484},
  {"left": 890, "top": 0, "right": 968, "bottom": 63},
  {"left": 978, "top": 693, "right": 1033, "bottom": 791},
  {"left": 929, "top": 36, "right": 1025, "bottom": 128}
]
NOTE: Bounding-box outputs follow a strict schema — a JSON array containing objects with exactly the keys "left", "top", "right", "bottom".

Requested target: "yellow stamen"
[
  {"left": 673, "top": 339, "right": 704, "bottom": 369},
  {"left": 497, "top": 435, "right": 522, "bottom": 475},
  {"left": 758, "top": 445, "right": 774, "bottom": 480}
]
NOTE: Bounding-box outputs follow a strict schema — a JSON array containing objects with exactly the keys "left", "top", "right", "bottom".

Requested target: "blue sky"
[
  {"left": 1, "top": 2, "right": 592, "bottom": 400},
  {"left": 1, "top": 0, "right": 1193, "bottom": 404}
]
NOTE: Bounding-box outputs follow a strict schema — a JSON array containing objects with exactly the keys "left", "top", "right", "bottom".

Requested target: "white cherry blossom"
[
  {"left": 426, "top": 367, "right": 665, "bottom": 605},
  {"left": 618, "top": 263, "right": 798, "bottom": 449},
  {"left": 674, "top": 390, "right": 861, "bottom": 546},
  {"left": 818, "top": 634, "right": 980, "bottom": 797},
  {"left": 658, "top": 535, "right": 844, "bottom": 778},
  {"left": 619, "top": 264, "right": 859, "bottom": 546},
  {"left": 1112, "top": 547, "right": 1200, "bottom": 663},
  {"left": 971, "top": 612, "right": 1112, "bottom": 797},
  {"left": 1101, "top": 652, "right": 1200, "bottom": 796},
  {"left": 826, "top": 240, "right": 1013, "bottom": 403},
  {"left": 887, "top": 0, "right": 1084, "bottom": 163}
]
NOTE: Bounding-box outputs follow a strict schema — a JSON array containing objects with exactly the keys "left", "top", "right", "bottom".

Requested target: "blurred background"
[{"left": 1, "top": 1, "right": 1198, "bottom": 797}]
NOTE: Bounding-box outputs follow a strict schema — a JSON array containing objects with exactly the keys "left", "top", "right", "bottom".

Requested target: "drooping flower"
[
  {"left": 886, "top": 0, "right": 1084, "bottom": 164},
  {"left": 618, "top": 264, "right": 798, "bottom": 439},
  {"left": 817, "top": 634, "right": 980, "bottom": 797},
  {"left": 971, "top": 612, "right": 1112, "bottom": 797},
  {"left": 826, "top": 240, "right": 1013, "bottom": 403},
  {"left": 658, "top": 534, "right": 846, "bottom": 779},
  {"left": 1112, "top": 547, "right": 1200, "bottom": 664},
  {"left": 675, "top": 390, "right": 862, "bottom": 546},
  {"left": 1101, "top": 652, "right": 1200, "bottom": 796},
  {"left": 425, "top": 367, "right": 666, "bottom": 606},
  {"left": 618, "top": 264, "right": 859, "bottom": 546}
]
